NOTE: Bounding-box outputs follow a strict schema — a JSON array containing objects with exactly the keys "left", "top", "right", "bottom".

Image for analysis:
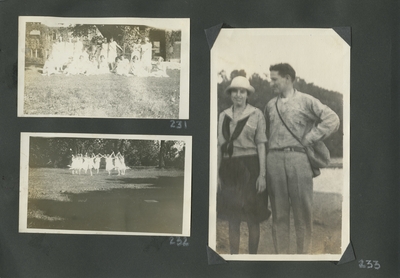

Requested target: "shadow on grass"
[
  {"left": 28, "top": 185, "right": 184, "bottom": 234},
  {"left": 107, "top": 176, "right": 183, "bottom": 187}
]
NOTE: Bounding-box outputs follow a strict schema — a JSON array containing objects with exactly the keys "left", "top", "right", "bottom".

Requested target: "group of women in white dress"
[
  {"left": 42, "top": 36, "right": 168, "bottom": 77},
  {"left": 69, "top": 152, "right": 127, "bottom": 176}
]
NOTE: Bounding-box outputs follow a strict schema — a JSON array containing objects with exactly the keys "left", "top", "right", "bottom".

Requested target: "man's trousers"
[{"left": 267, "top": 151, "right": 313, "bottom": 254}]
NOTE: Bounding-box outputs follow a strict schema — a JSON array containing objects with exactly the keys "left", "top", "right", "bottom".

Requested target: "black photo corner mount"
[
  {"left": 207, "top": 246, "right": 228, "bottom": 265},
  {"left": 332, "top": 27, "right": 352, "bottom": 47},
  {"left": 204, "top": 22, "right": 232, "bottom": 266},
  {"left": 333, "top": 241, "right": 356, "bottom": 265},
  {"left": 204, "top": 23, "right": 232, "bottom": 50}
]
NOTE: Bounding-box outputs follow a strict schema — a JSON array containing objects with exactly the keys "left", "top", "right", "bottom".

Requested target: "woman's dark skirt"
[{"left": 218, "top": 155, "right": 271, "bottom": 223}]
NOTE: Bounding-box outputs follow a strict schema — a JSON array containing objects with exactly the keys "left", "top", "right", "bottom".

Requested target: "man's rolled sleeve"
[{"left": 303, "top": 97, "right": 340, "bottom": 144}]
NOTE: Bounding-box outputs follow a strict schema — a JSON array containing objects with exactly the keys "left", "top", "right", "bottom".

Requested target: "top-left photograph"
[{"left": 18, "top": 16, "right": 190, "bottom": 119}]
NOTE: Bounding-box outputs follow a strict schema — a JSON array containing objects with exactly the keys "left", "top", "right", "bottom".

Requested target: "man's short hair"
[{"left": 269, "top": 63, "right": 296, "bottom": 82}]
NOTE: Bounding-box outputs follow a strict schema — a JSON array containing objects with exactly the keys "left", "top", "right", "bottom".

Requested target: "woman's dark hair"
[{"left": 269, "top": 63, "right": 296, "bottom": 82}]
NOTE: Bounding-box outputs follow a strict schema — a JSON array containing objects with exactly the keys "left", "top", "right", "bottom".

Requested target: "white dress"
[
  {"left": 108, "top": 41, "right": 118, "bottom": 63},
  {"left": 106, "top": 157, "right": 114, "bottom": 171},
  {"left": 141, "top": 42, "right": 152, "bottom": 71}
]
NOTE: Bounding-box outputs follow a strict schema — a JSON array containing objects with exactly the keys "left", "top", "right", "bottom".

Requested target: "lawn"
[
  {"left": 26, "top": 167, "right": 185, "bottom": 234},
  {"left": 23, "top": 65, "right": 181, "bottom": 118}
]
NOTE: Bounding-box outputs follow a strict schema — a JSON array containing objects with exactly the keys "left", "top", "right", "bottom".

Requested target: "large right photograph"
[{"left": 209, "top": 28, "right": 350, "bottom": 261}]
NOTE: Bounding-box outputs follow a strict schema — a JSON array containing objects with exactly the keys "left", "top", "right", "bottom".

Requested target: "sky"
[{"left": 213, "top": 29, "right": 350, "bottom": 94}]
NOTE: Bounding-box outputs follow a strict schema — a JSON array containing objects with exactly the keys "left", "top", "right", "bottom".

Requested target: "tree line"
[
  {"left": 25, "top": 22, "right": 181, "bottom": 63},
  {"left": 29, "top": 137, "right": 185, "bottom": 169},
  {"left": 218, "top": 70, "right": 343, "bottom": 157}
]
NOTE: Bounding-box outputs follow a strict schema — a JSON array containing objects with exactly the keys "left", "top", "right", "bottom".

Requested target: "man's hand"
[
  {"left": 256, "top": 175, "right": 266, "bottom": 193},
  {"left": 301, "top": 136, "right": 313, "bottom": 147}
]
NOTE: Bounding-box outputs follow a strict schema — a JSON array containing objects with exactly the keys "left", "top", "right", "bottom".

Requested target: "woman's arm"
[
  {"left": 116, "top": 43, "right": 123, "bottom": 51},
  {"left": 256, "top": 143, "right": 266, "bottom": 193},
  {"left": 217, "top": 146, "right": 222, "bottom": 191},
  {"left": 217, "top": 112, "right": 226, "bottom": 191}
]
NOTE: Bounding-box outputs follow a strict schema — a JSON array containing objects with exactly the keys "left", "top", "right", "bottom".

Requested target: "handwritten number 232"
[{"left": 169, "top": 237, "right": 189, "bottom": 247}]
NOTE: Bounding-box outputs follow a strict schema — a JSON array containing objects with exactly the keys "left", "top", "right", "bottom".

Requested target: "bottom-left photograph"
[{"left": 19, "top": 132, "right": 192, "bottom": 236}]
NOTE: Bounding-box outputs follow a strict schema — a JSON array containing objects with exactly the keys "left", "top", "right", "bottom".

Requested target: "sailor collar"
[{"left": 224, "top": 104, "right": 257, "bottom": 121}]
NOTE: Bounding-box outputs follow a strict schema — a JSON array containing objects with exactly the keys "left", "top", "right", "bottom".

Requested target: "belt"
[{"left": 269, "top": 147, "right": 305, "bottom": 153}]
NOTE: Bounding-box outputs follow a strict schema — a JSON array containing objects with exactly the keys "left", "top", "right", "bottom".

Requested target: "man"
[{"left": 264, "top": 63, "right": 340, "bottom": 254}]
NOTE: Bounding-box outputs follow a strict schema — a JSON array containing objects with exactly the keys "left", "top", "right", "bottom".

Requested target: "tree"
[
  {"left": 29, "top": 138, "right": 186, "bottom": 168},
  {"left": 159, "top": 140, "right": 166, "bottom": 168},
  {"left": 230, "top": 69, "right": 247, "bottom": 80},
  {"left": 163, "top": 141, "right": 185, "bottom": 169},
  {"left": 69, "top": 24, "right": 98, "bottom": 38},
  {"left": 118, "top": 26, "right": 142, "bottom": 53}
]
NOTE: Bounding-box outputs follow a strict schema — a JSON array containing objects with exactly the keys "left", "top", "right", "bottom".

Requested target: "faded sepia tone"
[{"left": 209, "top": 28, "right": 350, "bottom": 261}]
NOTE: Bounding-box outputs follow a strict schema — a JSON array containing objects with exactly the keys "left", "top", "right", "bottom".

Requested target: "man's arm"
[{"left": 302, "top": 96, "right": 340, "bottom": 146}]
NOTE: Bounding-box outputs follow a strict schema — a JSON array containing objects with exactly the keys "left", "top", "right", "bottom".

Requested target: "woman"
[
  {"left": 98, "top": 55, "right": 110, "bottom": 74},
  {"left": 93, "top": 154, "right": 102, "bottom": 174},
  {"left": 42, "top": 54, "right": 57, "bottom": 76},
  {"left": 217, "top": 76, "right": 270, "bottom": 254},
  {"left": 100, "top": 38, "right": 108, "bottom": 61},
  {"left": 84, "top": 55, "right": 99, "bottom": 76},
  {"left": 73, "top": 37, "right": 84, "bottom": 58},
  {"left": 130, "top": 55, "right": 148, "bottom": 77},
  {"left": 150, "top": 57, "right": 168, "bottom": 77},
  {"left": 141, "top": 37, "right": 152, "bottom": 72},
  {"left": 105, "top": 152, "right": 115, "bottom": 176},
  {"left": 108, "top": 37, "right": 123, "bottom": 70},
  {"left": 130, "top": 38, "right": 142, "bottom": 62},
  {"left": 115, "top": 55, "right": 130, "bottom": 76}
]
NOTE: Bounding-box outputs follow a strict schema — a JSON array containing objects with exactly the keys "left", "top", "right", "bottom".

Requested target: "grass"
[
  {"left": 26, "top": 167, "right": 185, "bottom": 234},
  {"left": 216, "top": 167, "right": 344, "bottom": 255},
  {"left": 23, "top": 65, "right": 181, "bottom": 118},
  {"left": 28, "top": 166, "right": 184, "bottom": 201}
]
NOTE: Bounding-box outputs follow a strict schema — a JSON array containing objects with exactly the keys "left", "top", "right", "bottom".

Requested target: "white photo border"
[
  {"left": 18, "top": 16, "right": 190, "bottom": 119},
  {"left": 20, "top": 132, "right": 192, "bottom": 237},
  {"left": 209, "top": 28, "right": 350, "bottom": 261}
]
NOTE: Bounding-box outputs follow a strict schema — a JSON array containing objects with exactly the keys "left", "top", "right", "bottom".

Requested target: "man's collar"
[{"left": 279, "top": 89, "right": 297, "bottom": 100}]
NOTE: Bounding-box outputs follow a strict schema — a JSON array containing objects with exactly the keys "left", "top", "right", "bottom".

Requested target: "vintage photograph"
[
  {"left": 18, "top": 16, "right": 190, "bottom": 119},
  {"left": 209, "top": 29, "right": 350, "bottom": 260},
  {"left": 20, "top": 133, "right": 192, "bottom": 236}
]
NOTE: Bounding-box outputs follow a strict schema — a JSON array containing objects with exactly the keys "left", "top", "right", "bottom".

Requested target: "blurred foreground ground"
[
  {"left": 216, "top": 167, "right": 344, "bottom": 254},
  {"left": 26, "top": 167, "right": 185, "bottom": 234}
]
